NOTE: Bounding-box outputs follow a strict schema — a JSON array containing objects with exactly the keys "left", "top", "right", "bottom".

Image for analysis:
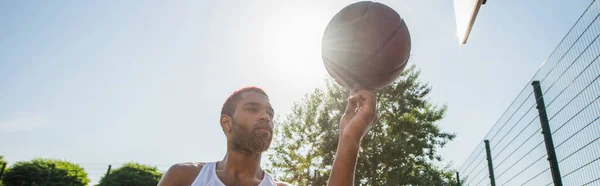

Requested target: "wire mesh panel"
[{"left": 459, "top": 1, "right": 600, "bottom": 185}]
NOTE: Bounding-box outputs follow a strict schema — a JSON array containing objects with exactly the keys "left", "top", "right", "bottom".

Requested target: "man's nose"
[{"left": 259, "top": 112, "right": 271, "bottom": 122}]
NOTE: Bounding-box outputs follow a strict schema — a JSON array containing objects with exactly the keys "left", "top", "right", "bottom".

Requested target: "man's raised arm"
[{"left": 327, "top": 86, "right": 378, "bottom": 186}]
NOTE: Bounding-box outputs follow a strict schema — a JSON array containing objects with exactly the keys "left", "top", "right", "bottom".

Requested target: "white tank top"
[{"left": 190, "top": 162, "right": 278, "bottom": 186}]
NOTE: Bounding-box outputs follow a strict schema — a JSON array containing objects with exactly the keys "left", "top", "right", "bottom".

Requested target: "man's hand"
[
  {"left": 328, "top": 84, "right": 378, "bottom": 186},
  {"left": 339, "top": 84, "right": 378, "bottom": 143}
]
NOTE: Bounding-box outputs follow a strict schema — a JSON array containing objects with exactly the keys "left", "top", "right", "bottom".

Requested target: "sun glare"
[{"left": 257, "top": 9, "right": 329, "bottom": 82}]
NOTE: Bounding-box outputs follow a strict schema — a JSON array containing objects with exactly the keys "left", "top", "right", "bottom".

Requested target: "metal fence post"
[
  {"left": 532, "top": 80, "right": 563, "bottom": 186},
  {"left": 484, "top": 140, "right": 496, "bottom": 186},
  {"left": 456, "top": 172, "right": 461, "bottom": 186},
  {"left": 103, "top": 165, "right": 112, "bottom": 186}
]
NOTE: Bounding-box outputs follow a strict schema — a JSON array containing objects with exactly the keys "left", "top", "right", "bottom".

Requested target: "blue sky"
[{"left": 0, "top": 0, "right": 594, "bottom": 184}]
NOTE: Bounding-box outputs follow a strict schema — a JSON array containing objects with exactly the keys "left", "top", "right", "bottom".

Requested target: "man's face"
[{"left": 230, "top": 91, "right": 274, "bottom": 153}]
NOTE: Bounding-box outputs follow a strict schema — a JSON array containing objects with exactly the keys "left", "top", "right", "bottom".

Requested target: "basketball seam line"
[
  {"left": 364, "top": 19, "right": 409, "bottom": 74},
  {"left": 347, "top": 1, "right": 374, "bottom": 67}
]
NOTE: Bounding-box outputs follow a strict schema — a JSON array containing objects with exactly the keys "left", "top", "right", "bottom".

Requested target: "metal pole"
[
  {"left": 532, "top": 80, "right": 563, "bottom": 186},
  {"left": 103, "top": 165, "right": 112, "bottom": 186},
  {"left": 456, "top": 172, "right": 461, "bottom": 186},
  {"left": 484, "top": 140, "right": 496, "bottom": 186}
]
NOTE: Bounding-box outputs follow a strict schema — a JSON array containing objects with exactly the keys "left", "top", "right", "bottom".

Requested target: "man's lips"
[
  {"left": 254, "top": 124, "right": 272, "bottom": 133},
  {"left": 257, "top": 128, "right": 271, "bottom": 133}
]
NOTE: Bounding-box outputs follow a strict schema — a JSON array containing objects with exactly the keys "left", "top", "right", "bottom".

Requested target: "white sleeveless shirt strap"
[{"left": 190, "top": 161, "right": 277, "bottom": 186}]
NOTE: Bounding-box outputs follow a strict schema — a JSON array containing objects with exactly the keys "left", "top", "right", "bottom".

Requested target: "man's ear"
[{"left": 220, "top": 114, "right": 233, "bottom": 133}]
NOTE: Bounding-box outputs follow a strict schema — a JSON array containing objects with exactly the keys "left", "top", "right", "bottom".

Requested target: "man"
[{"left": 158, "top": 84, "right": 377, "bottom": 186}]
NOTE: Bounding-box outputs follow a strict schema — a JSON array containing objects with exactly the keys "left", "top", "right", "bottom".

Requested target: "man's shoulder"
[
  {"left": 165, "top": 162, "right": 206, "bottom": 176},
  {"left": 157, "top": 162, "right": 207, "bottom": 186},
  {"left": 170, "top": 162, "right": 206, "bottom": 171}
]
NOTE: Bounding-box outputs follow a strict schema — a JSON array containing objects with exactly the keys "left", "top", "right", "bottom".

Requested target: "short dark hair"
[{"left": 221, "top": 86, "right": 269, "bottom": 118}]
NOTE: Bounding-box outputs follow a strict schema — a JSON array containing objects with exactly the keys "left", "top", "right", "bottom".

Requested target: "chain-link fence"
[{"left": 458, "top": 0, "right": 600, "bottom": 185}]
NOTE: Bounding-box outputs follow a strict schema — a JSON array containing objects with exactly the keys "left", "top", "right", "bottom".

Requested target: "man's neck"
[{"left": 217, "top": 144, "right": 264, "bottom": 182}]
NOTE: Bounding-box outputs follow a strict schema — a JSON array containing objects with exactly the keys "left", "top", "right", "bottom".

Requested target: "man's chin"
[
  {"left": 232, "top": 139, "right": 272, "bottom": 154},
  {"left": 251, "top": 141, "right": 272, "bottom": 153}
]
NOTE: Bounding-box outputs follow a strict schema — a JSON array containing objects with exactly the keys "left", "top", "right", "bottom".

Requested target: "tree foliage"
[
  {"left": 0, "top": 156, "right": 5, "bottom": 186},
  {"left": 267, "top": 65, "right": 459, "bottom": 185},
  {"left": 0, "top": 156, "right": 6, "bottom": 166},
  {"left": 1, "top": 158, "right": 89, "bottom": 186},
  {"left": 96, "top": 162, "right": 163, "bottom": 186}
]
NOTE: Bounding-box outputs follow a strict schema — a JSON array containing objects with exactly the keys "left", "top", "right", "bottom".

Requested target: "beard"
[{"left": 231, "top": 119, "right": 273, "bottom": 153}]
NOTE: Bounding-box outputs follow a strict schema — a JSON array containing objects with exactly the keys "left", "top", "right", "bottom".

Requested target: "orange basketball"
[{"left": 322, "top": 1, "right": 411, "bottom": 91}]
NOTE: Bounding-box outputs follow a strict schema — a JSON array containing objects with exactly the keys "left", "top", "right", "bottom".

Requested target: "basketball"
[{"left": 321, "top": 1, "right": 411, "bottom": 91}]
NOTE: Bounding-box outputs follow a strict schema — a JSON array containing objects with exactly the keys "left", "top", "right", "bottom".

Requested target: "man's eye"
[{"left": 248, "top": 108, "right": 258, "bottom": 112}]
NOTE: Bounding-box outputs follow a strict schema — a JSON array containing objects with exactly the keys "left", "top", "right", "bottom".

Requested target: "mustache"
[{"left": 253, "top": 122, "right": 272, "bottom": 132}]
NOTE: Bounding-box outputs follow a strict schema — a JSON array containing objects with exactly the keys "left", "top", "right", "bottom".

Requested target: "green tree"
[
  {"left": 0, "top": 156, "right": 6, "bottom": 165},
  {"left": 267, "top": 65, "right": 459, "bottom": 185},
  {"left": 1, "top": 158, "right": 89, "bottom": 186},
  {"left": 0, "top": 156, "right": 6, "bottom": 186},
  {"left": 0, "top": 156, "right": 6, "bottom": 173},
  {"left": 96, "top": 162, "right": 163, "bottom": 186}
]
